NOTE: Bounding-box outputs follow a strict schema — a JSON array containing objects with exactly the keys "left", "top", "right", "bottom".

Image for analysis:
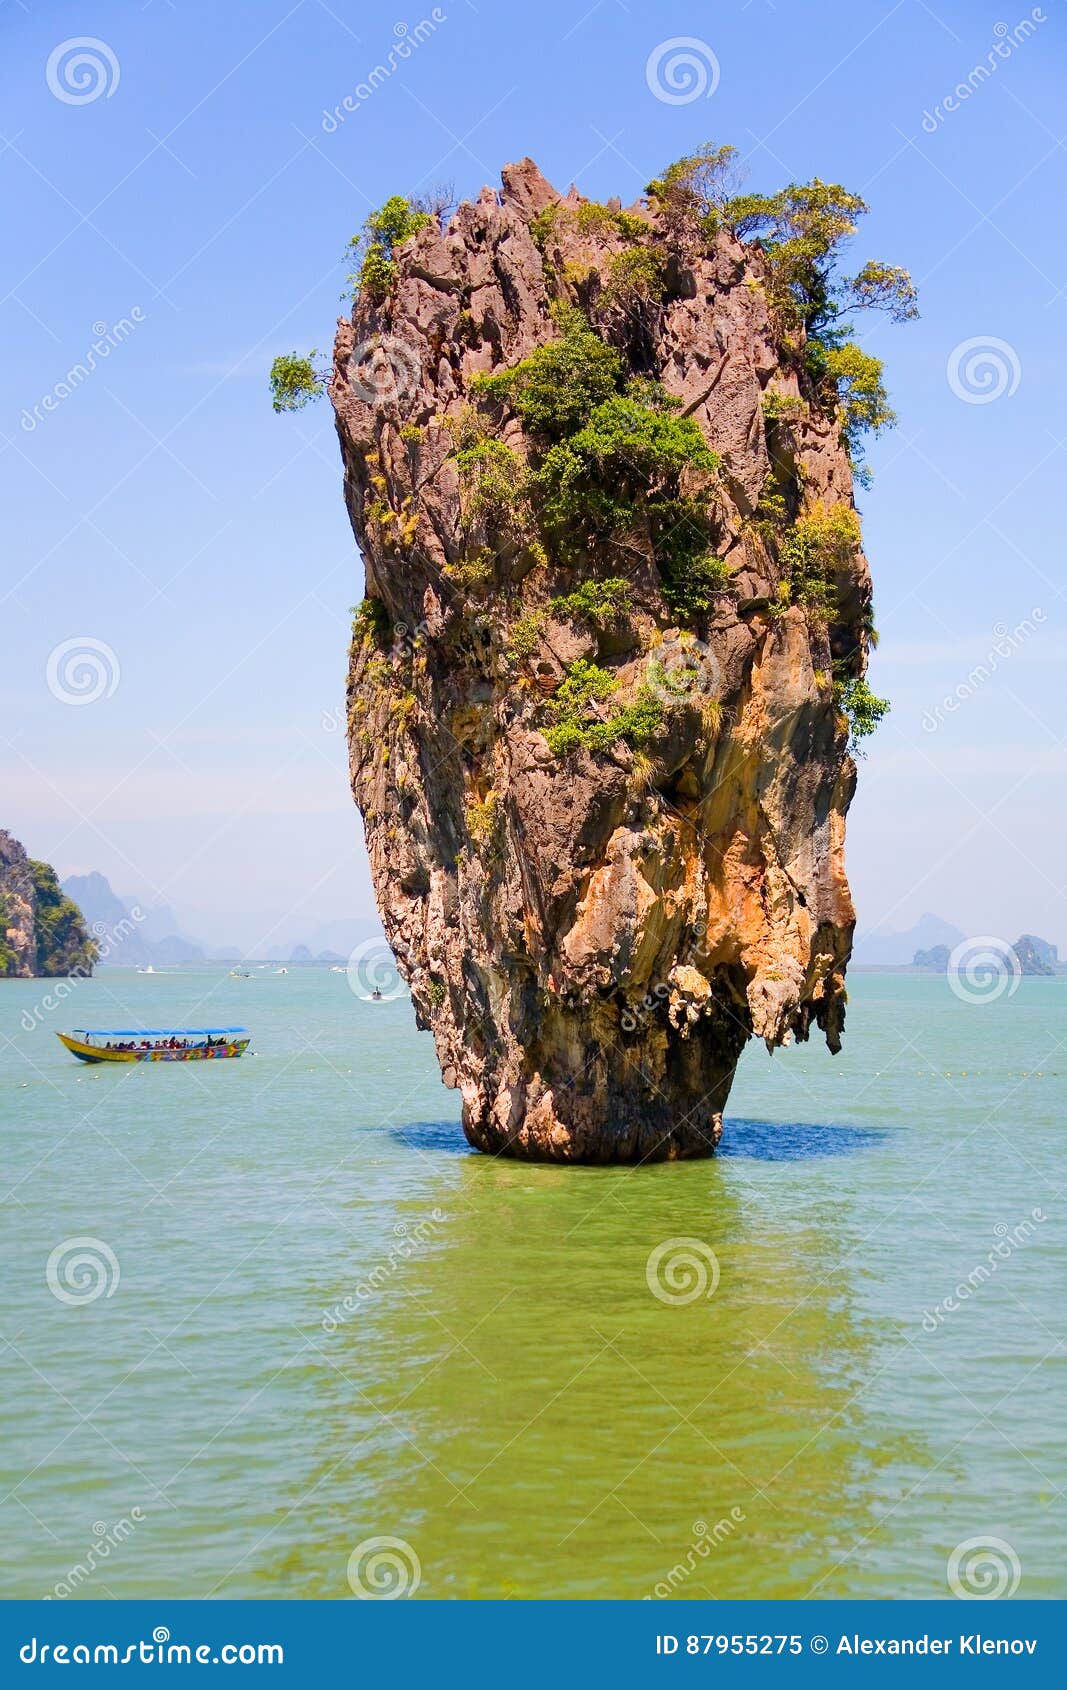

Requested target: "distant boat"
[
  {"left": 370, "top": 988, "right": 383, "bottom": 1001},
  {"left": 229, "top": 969, "right": 250, "bottom": 977},
  {"left": 275, "top": 967, "right": 288, "bottom": 975},
  {"left": 57, "top": 1027, "right": 251, "bottom": 1064},
  {"left": 136, "top": 965, "right": 155, "bottom": 974}
]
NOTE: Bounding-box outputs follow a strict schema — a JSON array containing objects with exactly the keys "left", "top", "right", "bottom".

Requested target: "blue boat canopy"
[{"left": 73, "top": 1027, "right": 248, "bottom": 1037}]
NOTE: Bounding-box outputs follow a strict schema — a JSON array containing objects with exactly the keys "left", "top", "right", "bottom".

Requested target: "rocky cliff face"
[
  {"left": 0, "top": 831, "right": 96, "bottom": 978},
  {"left": 332, "top": 159, "right": 875, "bottom": 1162}
]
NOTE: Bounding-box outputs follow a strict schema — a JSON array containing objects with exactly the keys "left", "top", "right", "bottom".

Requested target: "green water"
[{"left": 1, "top": 968, "right": 1062, "bottom": 1600}]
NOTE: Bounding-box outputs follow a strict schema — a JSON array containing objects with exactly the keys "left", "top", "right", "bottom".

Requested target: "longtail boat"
[{"left": 57, "top": 1027, "right": 251, "bottom": 1064}]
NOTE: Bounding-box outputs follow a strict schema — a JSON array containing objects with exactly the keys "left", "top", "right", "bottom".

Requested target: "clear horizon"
[{"left": 3, "top": 0, "right": 1064, "bottom": 953}]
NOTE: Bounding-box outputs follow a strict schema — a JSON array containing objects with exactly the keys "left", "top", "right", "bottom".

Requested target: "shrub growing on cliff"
[
  {"left": 646, "top": 142, "right": 739, "bottom": 239},
  {"left": 347, "top": 195, "right": 432, "bottom": 299},
  {"left": 506, "top": 609, "right": 546, "bottom": 661},
  {"left": 476, "top": 305, "right": 621, "bottom": 435},
  {"left": 472, "top": 305, "right": 624, "bottom": 439},
  {"left": 603, "top": 246, "right": 667, "bottom": 309},
  {"left": 535, "top": 385, "right": 720, "bottom": 567},
  {"left": 269, "top": 351, "right": 326, "bottom": 412},
  {"left": 0, "top": 894, "right": 18, "bottom": 977},
  {"left": 544, "top": 660, "right": 662, "bottom": 756},
  {"left": 447, "top": 410, "right": 536, "bottom": 547},
  {"left": 550, "top": 577, "right": 632, "bottom": 625},
  {"left": 834, "top": 675, "right": 889, "bottom": 752},
  {"left": 475, "top": 312, "right": 722, "bottom": 615},
  {"left": 777, "top": 504, "right": 861, "bottom": 616},
  {"left": 647, "top": 499, "right": 730, "bottom": 618},
  {"left": 711, "top": 168, "right": 916, "bottom": 477},
  {"left": 454, "top": 437, "right": 528, "bottom": 531},
  {"left": 354, "top": 595, "right": 392, "bottom": 646},
  {"left": 29, "top": 861, "right": 96, "bottom": 976},
  {"left": 816, "top": 340, "right": 896, "bottom": 461},
  {"left": 724, "top": 180, "right": 916, "bottom": 335}
]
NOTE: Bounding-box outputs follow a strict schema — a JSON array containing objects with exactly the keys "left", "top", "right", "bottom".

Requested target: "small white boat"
[{"left": 136, "top": 965, "right": 155, "bottom": 975}]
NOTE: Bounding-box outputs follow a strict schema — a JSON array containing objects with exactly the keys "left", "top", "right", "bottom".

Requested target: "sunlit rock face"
[
  {"left": 0, "top": 831, "right": 95, "bottom": 979},
  {"left": 332, "top": 159, "right": 871, "bottom": 1163}
]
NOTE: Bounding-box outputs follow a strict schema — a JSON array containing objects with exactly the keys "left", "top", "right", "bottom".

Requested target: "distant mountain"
[
  {"left": 913, "top": 944, "right": 951, "bottom": 971},
  {"left": 1014, "top": 935, "right": 1056, "bottom": 976},
  {"left": 61, "top": 872, "right": 204, "bottom": 967},
  {"left": 852, "top": 913, "right": 965, "bottom": 968},
  {"left": 57, "top": 873, "right": 385, "bottom": 964},
  {"left": 1019, "top": 933, "right": 1057, "bottom": 969}
]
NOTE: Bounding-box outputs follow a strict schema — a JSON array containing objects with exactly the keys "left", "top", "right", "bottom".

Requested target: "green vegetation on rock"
[
  {"left": 0, "top": 894, "right": 17, "bottom": 976},
  {"left": 603, "top": 246, "right": 666, "bottom": 308},
  {"left": 550, "top": 577, "right": 632, "bottom": 625},
  {"left": 473, "top": 309, "right": 724, "bottom": 612},
  {"left": 269, "top": 351, "right": 325, "bottom": 413},
  {"left": 354, "top": 595, "right": 393, "bottom": 646},
  {"left": 834, "top": 674, "right": 890, "bottom": 752},
  {"left": 347, "top": 195, "right": 431, "bottom": 299},
  {"left": 29, "top": 861, "right": 96, "bottom": 977},
  {"left": 544, "top": 660, "right": 662, "bottom": 757},
  {"left": 722, "top": 175, "right": 916, "bottom": 479},
  {"left": 472, "top": 305, "right": 623, "bottom": 440},
  {"left": 776, "top": 505, "right": 861, "bottom": 617}
]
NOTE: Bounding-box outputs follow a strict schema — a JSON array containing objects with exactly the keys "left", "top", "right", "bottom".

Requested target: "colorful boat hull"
[{"left": 57, "top": 1033, "right": 250, "bottom": 1064}]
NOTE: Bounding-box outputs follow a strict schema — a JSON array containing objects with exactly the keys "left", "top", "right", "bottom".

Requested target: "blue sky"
[{"left": 2, "top": 0, "right": 1064, "bottom": 952}]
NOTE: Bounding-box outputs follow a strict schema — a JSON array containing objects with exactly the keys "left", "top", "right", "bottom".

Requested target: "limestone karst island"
[
  {"left": 270, "top": 145, "right": 916, "bottom": 1164},
  {"left": 0, "top": 830, "right": 95, "bottom": 980}
]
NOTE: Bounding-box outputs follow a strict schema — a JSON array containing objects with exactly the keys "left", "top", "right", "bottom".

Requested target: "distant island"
[
  {"left": 913, "top": 933, "right": 1058, "bottom": 976},
  {"left": 0, "top": 830, "right": 95, "bottom": 978}
]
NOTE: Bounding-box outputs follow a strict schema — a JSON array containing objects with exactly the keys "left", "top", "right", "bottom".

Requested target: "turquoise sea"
[{"left": 0, "top": 968, "right": 1062, "bottom": 1600}]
